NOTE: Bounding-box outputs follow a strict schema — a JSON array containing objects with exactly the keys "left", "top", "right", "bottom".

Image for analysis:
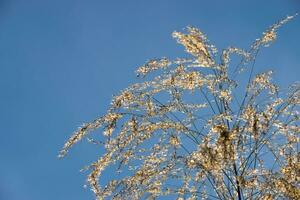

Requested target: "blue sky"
[{"left": 0, "top": 1, "right": 299, "bottom": 199}]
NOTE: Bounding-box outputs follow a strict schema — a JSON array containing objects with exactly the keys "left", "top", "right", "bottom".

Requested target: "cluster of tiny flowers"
[{"left": 60, "top": 15, "right": 299, "bottom": 200}]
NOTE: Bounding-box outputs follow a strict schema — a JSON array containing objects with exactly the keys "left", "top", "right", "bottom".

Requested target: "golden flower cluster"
[{"left": 60, "top": 15, "right": 299, "bottom": 200}]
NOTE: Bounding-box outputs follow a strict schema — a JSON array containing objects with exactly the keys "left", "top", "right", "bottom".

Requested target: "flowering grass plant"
[{"left": 60, "top": 15, "right": 299, "bottom": 200}]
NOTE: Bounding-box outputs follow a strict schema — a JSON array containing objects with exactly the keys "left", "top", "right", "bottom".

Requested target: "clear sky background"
[{"left": 0, "top": 1, "right": 299, "bottom": 200}]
